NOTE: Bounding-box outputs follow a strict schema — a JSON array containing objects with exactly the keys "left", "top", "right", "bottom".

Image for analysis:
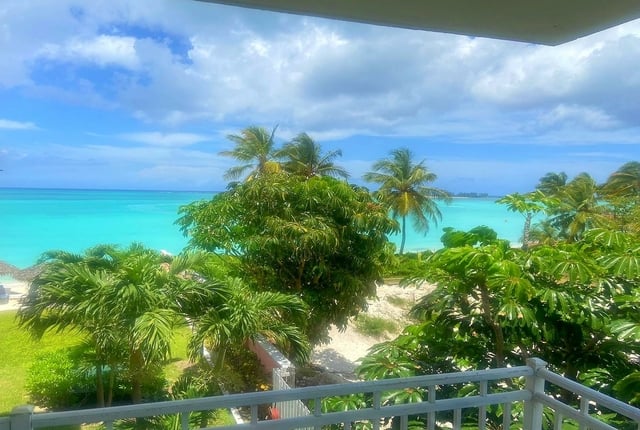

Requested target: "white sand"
[
  {"left": 310, "top": 282, "right": 432, "bottom": 377},
  {"left": 0, "top": 279, "right": 29, "bottom": 312}
]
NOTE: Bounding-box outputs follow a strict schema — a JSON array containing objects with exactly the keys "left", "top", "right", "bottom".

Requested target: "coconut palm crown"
[
  {"left": 364, "top": 148, "right": 450, "bottom": 254},
  {"left": 280, "top": 132, "right": 349, "bottom": 179},
  {"left": 220, "top": 125, "right": 281, "bottom": 181}
]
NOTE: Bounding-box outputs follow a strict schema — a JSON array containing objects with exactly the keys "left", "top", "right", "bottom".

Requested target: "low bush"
[
  {"left": 353, "top": 315, "right": 397, "bottom": 339},
  {"left": 26, "top": 347, "right": 94, "bottom": 409}
]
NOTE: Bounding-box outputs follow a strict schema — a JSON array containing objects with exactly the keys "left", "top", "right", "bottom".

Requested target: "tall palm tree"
[
  {"left": 364, "top": 148, "right": 450, "bottom": 254},
  {"left": 280, "top": 133, "right": 349, "bottom": 179},
  {"left": 550, "top": 173, "right": 608, "bottom": 242},
  {"left": 603, "top": 161, "right": 640, "bottom": 198},
  {"left": 220, "top": 125, "right": 281, "bottom": 181},
  {"left": 496, "top": 191, "right": 549, "bottom": 250},
  {"left": 536, "top": 172, "right": 568, "bottom": 196}
]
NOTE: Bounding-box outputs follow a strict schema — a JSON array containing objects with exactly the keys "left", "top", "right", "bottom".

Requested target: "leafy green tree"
[
  {"left": 280, "top": 132, "right": 349, "bottom": 179},
  {"left": 219, "top": 125, "right": 281, "bottom": 181},
  {"left": 177, "top": 174, "right": 397, "bottom": 344},
  {"left": 364, "top": 148, "right": 450, "bottom": 254},
  {"left": 357, "top": 227, "right": 639, "bottom": 403}
]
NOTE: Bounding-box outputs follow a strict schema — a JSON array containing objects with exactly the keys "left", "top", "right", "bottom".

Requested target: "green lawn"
[
  {"left": 0, "top": 311, "right": 194, "bottom": 416},
  {"left": 0, "top": 310, "right": 84, "bottom": 414}
]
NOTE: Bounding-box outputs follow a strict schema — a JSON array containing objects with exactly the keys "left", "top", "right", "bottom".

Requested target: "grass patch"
[
  {"left": 0, "top": 311, "right": 196, "bottom": 415},
  {"left": 0, "top": 310, "right": 83, "bottom": 415},
  {"left": 386, "top": 295, "right": 413, "bottom": 309},
  {"left": 353, "top": 314, "right": 397, "bottom": 339}
]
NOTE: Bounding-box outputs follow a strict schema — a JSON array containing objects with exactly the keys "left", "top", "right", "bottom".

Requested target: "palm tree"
[
  {"left": 188, "top": 277, "right": 310, "bottom": 370},
  {"left": 220, "top": 125, "right": 281, "bottom": 181},
  {"left": 536, "top": 172, "right": 568, "bottom": 196},
  {"left": 364, "top": 148, "right": 450, "bottom": 254},
  {"left": 496, "top": 190, "right": 552, "bottom": 250},
  {"left": 603, "top": 161, "right": 640, "bottom": 198},
  {"left": 280, "top": 133, "right": 349, "bottom": 179},
  {"left": 550, "top": 173, "right": 608, "bottom": 242}
]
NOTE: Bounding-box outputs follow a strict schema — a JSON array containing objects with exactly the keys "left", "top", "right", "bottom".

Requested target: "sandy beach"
[
  {"left": 310, "top": 282, "right": 432, "bottom": 378},
  {"left": 0, "top": 279, "right": 29, "bottom": 312}
]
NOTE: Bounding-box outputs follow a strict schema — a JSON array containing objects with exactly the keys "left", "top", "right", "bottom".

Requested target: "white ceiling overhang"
[{"left": 198, "top": 0, "right": 640, "bottom": 45}]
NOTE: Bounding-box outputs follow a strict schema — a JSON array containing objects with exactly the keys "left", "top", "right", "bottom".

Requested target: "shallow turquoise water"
[{"left": 1, "top": 189, "right": 527, "bottom": 269}]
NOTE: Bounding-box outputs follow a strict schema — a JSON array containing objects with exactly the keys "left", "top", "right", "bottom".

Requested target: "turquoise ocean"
[{"left": 1, "top": 188, "right": 527, "bottom": 270}]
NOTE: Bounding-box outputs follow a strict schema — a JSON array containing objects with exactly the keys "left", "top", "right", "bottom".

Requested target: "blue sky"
[{"left": 0, "top": 1, "right": 639, "bottom": 195}]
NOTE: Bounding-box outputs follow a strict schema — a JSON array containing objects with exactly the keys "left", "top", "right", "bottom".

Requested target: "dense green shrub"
[
  {"left": 26, "top": 347, "right": 94, "bottom": 409},
  {"left": 26, "top": 347, "right": 168, "bottom": 410}
]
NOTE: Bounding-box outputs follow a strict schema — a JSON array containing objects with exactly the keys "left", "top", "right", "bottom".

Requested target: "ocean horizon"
[{"left": 1, "top": 188, "right": 528, "bottom": 270}]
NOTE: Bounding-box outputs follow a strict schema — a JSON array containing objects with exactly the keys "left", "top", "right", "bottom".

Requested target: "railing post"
[
  {"left": 524, "top": 358, "right": 547, "bottom": 430},
  {"left": 10, "top": 405, "right": 34, "bottom": 430}
]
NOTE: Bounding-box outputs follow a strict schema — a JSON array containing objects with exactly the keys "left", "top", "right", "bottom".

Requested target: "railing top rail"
[
  {"left": 538, "top": 367, "right": 640, "bottom": 421},
  {"left": 31, "top": 391, "right": 531, "bottom": 430},
  {"left": 28, "top": 366, "right": 532, "bottom": 427}
]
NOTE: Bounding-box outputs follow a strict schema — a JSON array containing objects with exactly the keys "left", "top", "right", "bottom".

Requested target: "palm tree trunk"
[
  {"left": 522, "top": 212, "right": 532, "bottom": 250},
  {"left": 96, "top": 364, "right": 105, "bottom": 407},
  {"left": 400, "top": 216, "right": 407, "bottom": 255},
  {"left": 130, "top": 349, "right": 144, "bottom": 404}
]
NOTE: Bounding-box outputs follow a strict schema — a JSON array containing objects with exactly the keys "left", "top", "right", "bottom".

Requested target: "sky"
[{"left": 0, "top": 1, "right": 639, "bottom": 195}]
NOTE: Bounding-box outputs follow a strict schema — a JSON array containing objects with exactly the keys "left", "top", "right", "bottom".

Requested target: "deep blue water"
[{"left": 1, "top": 188, "right": 527, "bottom": 269}]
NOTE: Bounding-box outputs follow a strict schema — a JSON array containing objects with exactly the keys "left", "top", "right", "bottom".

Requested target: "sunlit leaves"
[{"left": 178, "top": 174, "right": 396, "bottom": 344}]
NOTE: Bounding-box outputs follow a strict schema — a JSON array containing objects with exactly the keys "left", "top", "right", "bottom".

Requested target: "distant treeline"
[{"left": 454, "top": 192, "right": 490, "bottom": 198}]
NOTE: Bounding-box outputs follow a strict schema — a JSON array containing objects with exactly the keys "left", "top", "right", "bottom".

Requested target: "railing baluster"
[
  {"left": 428, "top": 385, "right": 436, "bottom": 430},
  {"left": 578, "top": 396, "right": 589, "bottom": 430},
  {"left": 453, "top": 408, "right": 462, "bottom": 430},
  {"left": 502, "top": 402, "right": 511, "bottom": 429},
  {"left": 553, "top": 410, "right": 563, "bottom": 429},
  {"left": 478, "top": 380, "right": 487, "bottom": 430},
  {"left": 314, "top": 396, "right": 322, "bottom": 430},
  {"left": 400, "top": 414, "right": 408, "bottom": 430},
  {"left": 251, "top": 404, "right": 258, "bottom": 424},
  {"left": 373, "top": 391, "right": 381, "bottom": 430},
  {"left": 180, "top": 412, "right": 189, "bottom": 430}
]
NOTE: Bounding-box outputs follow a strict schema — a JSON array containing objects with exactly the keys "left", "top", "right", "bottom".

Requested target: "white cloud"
[
  {"left": 0, "top": 119, "right": 38, "bottom": 130},
  {"left": 38, "top": 35, "right": 139, "bottom": 69},
  {"left": 538, "top": 104, "right": 620, "bottom": 130},
  {"left": 119, "top": 132, "right": 210, "bottom": 147}
]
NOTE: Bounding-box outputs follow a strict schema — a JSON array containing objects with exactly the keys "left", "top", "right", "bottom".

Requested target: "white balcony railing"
[{"left": 2, "top": 359, "right": 639, "bottom": 430}]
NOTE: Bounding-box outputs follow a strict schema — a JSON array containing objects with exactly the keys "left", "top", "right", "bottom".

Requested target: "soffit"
[{"left": 198, "top": 0, "right": 640, "bottom": 45}]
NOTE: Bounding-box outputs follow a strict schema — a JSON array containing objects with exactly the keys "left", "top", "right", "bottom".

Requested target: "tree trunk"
[
  {"left": 96, "top": 364, "right": 105, "bottom": 407},
  {"left": 400, "top": 216, "right": 407, "bottom": 255},
  {"left": 479, "top": 284, "right": 505, "bottom": 368},
  {"left": 522, "top": 212, "right": 532, "bottom": 250},
  {"left": 130, "top": 349, "right": 144, "bottom": 404}
]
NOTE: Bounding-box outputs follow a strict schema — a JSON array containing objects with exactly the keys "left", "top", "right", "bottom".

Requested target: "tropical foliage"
[
  {"left": 364, "top": 148, "right": 450, "bottom": 254},
  {"left": 18, "top": 244, "right": 309, "bottom": 406},
  {"left": 280, "top": 132, "right": 349, "bottom": 179},
  {"left": 220, "top": 125, "right": 348, "bottom": 182},
  {"left": 349, "top": 161, "right": 640, "bottom": 427},
  {"left": 219, "top": 125, "right": 281, "bottom": 181},
  {"left": 177, "top": 174, "right": 397, "bottom": 344}
]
